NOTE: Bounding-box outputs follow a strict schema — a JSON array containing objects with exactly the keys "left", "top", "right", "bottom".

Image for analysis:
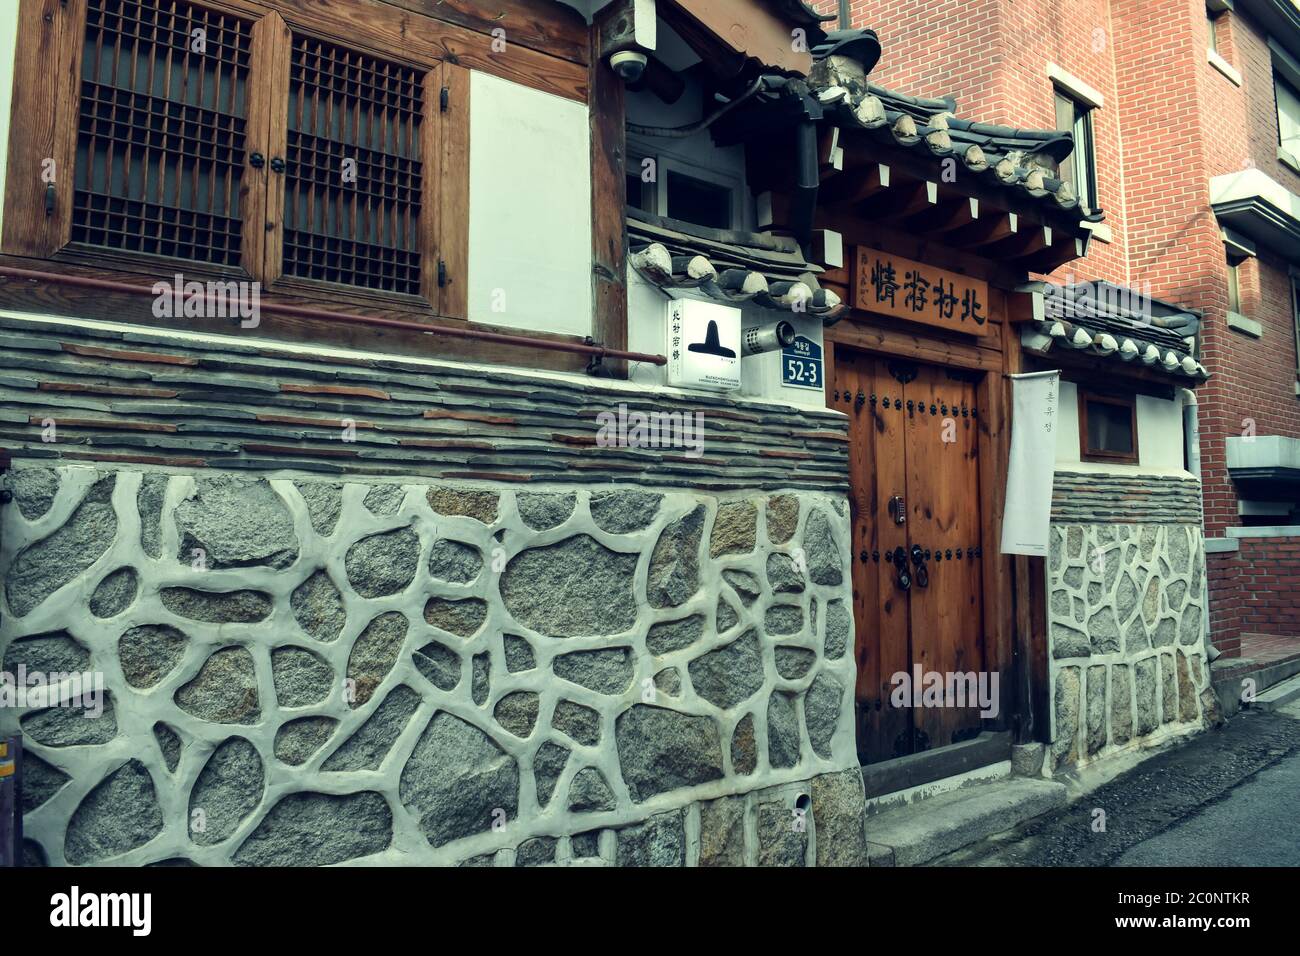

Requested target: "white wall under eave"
[
  {"left": 1055, "top": 380, "right": 1191, "bottom": 476},
  {"left": 467, "top": 71, "right": 592, "bottom": 339},
  {"left": 626, "top": 267, "right": 829, "bottom": 411},
  {"left": 0, "top": 11, "right": 17, "bottom": 240}
]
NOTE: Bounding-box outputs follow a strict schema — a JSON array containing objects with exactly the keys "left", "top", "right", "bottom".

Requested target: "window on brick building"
[
  {"left": 1079, "top": 390, "right": 1139, "bottom": 464},
  {"left": 1207, "top": 10, "right": 1220, "bottom": 54},
  {"left": 1054, "top": 89, "right": 1097, "bottom": 211},
  {"left": 1226, "top": 253, "right": 1244, "bottom": 315},
  {"left": 1276, "top": 73, "right": 1300, "bottom": 163}
]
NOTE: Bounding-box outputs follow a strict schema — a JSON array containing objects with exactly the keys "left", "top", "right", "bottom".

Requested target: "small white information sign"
[{"left": 666, "top": 299, "right": 742, "bottom": 392}]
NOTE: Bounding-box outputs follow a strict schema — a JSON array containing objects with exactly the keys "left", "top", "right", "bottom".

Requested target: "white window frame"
[{"left": 627, "top": 138, "right": 749, "bottom": 232}]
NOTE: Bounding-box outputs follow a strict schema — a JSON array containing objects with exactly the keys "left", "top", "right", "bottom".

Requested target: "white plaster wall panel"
[
  {"left": 1056, "top": 381, "right": 1191, "bottom": 478},
  {"left": 1136, "top": 395, "right": 1185, "bottom": 471},
  {"left": 467, "top": 71, "right": 592, "bottom": 338},
  {"left": 0, "top": 5, "right": 17, "bottom": 239}
]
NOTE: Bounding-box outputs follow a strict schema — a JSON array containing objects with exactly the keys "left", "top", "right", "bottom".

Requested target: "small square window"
[
  {"left": 665, "top": 170, "right": 733, "bottom": 230},
  {"left": 1079, "top": 391, "right": 1139, "bottom": 463}
]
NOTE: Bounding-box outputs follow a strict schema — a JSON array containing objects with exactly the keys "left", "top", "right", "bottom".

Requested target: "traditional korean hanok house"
[
  {"left": 668, "top": 32, "right": 1218, "bottom": 788},
  {"left": 0, "top": 0, "right": 871, "bottom": 869},
  {"left": 0, "top": 0, "right": 1215, "bottom": 869}
]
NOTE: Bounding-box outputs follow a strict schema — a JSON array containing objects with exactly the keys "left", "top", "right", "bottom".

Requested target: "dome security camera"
[{"left": 609, "top": 50, "right": 648, "bottom": 83}]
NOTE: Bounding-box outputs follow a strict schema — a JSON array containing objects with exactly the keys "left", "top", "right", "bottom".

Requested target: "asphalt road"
[
  {"left": 937, "top": 699, "right": 1300, "bottom": 867},
  {"left": 1113, "top": 749, "right": 1300, "bottom": 866}
]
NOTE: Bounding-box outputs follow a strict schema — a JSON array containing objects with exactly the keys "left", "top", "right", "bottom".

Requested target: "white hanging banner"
[{"left": 1000, "top": 370, "right": 1060, "bottom": 557}]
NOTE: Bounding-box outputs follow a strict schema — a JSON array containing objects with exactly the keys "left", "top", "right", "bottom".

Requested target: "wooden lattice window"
[
  {"left": 3, "top": 0, "right": 464, "bottom": 314},
  {"left": 282, "top": 37, "right": 424, "bottom": 295},
  {"left": 73, "top": 0, "right": 253, "bottom": 266}
]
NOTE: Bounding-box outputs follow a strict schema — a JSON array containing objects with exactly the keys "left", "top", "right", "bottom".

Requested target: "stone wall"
[
  {"left": 2, "top": 463, "right": 867, "bottom": 866},
  {"left": 1046, "top": 520, "right": 1219, "bottom": 773}
]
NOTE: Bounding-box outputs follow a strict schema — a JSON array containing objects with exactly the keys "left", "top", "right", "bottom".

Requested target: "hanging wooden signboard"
[{"left": 853, "top": 246, "right": 992, "bottom": 337}]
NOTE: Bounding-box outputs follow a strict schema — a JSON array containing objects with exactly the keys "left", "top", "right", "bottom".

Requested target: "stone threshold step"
[
  {"left": 1212, "top": 654, "right": 1300, "bottom": 719},
  {"left": 1252, "top": 672, "right": 1300, "bottom": 712},
  {"left": 864, "top": 777, "right": 1068, "bottom": 867}
]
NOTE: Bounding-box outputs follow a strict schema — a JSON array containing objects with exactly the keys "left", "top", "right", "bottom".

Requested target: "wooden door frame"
[{"left": 826, "top": 285, "right": 1039, "bottom": 750}]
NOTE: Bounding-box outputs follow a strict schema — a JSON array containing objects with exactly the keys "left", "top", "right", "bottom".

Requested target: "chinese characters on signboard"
[{"left": 853, "top": 246, "right": 991, "bottom": 336}]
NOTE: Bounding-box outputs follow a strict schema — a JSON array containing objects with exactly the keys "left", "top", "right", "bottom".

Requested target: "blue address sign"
[{"left": 782, "top": 335, "right": 823, "bottom": 390}]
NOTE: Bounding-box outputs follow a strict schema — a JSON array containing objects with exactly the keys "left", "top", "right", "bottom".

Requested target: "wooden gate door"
[{"left": 833, "top": 350, "right": 986, "bottom": 763}]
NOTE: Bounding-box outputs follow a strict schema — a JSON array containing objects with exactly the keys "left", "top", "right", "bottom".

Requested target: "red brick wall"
[
  {"left": 1236, "top": 538, "right": 1300, "bottom": 637},
  {"left": 1207, "top": 550, "right": 1243, "bottom": 657},
  {"left": 845, "top": 0, "right": 1300, "bottom": 651}
]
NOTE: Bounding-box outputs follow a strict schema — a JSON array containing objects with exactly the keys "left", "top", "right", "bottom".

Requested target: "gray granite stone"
[
  {"left": 494, "top": 691, "right": 540, "bottom": 738},
  {"left": 804, "top": 672, "right": 842, "bottom": 758},
  {"left": 767, "top": 691, "right": 800, "bottom": 769},
  {"left": 89, "top": 567, "right": 138, "bottom": 618},
  {"left": 500, "top": 535, "right": 638, "bottom": 637},
  {"left": 274, "top": 716, "right": 337, "bottom": 766},
  {"left": 646, "top": 614, "right": 706, "bottom": 656},
  {"left": 615, "top": 810, "right": 684, "bottom": 866},
  {"left": 347, "top": 612, "right": 408, "bottom": 708},
  {"left": 175, "top": 646, "right": 259, "bottom": 724},
  {"left": 516, "top": 492, "right": 576, "bottom": 531},
  {"left": 175, "top": 476, "right": 297, "bottom": 570},
  {"left": 616, "top": 705, "right": 724, "bottom": 802},
  {"left": 189, "top": 737, "right": 263, "bottom": 845},
  {"left": 322, "top": 686, "right": 421, "bottom": 771},
  {"left": 647, "top": 506, "right": 705, "bottom": 608},
  {"left": 233, "top": 791, "right": 391, "bottom": 866},
  {"left": 272, "top": 646, "right": 333, "bottom": 707},
  {"left": 291, "top": 570, "right": 347, "bottom": 643},
  {"left": 589, "top": 490, "right": 661, "bottom": 533},
  {"left": 688, "top": 629, "right": 763, "bottom": 709},
  {"left": 427, "top": 539, "right": 483, "bottom": 584},
  {"left": 120, "top": 624, "right": 188, "bottom": 689},
  {"left": 345, "top": 526, "right": 420, "bottom": 598},
  {"left": 554, "top": 647, "right": 634, "bottom": 695},
  {"left": 400, "top": 712, "right": 519, "bottom": 847},
  {"left": 6, "top": 476, "right": 117, "bottom": 617},
  {"left": 64, "top": 759, "right": 163, "bottom": 864}
]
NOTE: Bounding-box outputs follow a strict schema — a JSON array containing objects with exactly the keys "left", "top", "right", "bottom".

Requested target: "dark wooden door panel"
[
  {"left": 836, "top": 348, "right": 987, "bottom": 764},
  {"left": 903, "top": 365, "right": 985, "bottom": 751},
  {"left": 835, "top": 348, "right": 909, "bottom": 764}
]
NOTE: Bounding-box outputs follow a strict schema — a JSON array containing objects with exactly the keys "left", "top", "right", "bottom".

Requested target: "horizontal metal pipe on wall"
[{"left": 0, "top": 265, "right": 667, "bottom": 367}]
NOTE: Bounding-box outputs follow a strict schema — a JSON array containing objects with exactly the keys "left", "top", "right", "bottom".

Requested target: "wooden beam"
[
  {"left": 669, "top": 0, "right": 814, "bottom": 75},
  {"left": 985, "top": 224, "right": 1052, "bottom": 261},
  {"left": 596, "top": 0, "right": 657, "bottom": 58},
  {"left": 590, "top": 7, "right": 629, "bottom": 378},
  {"left": 379, "top": 0, "right": 591, "bottom": 66},
  {"left": 854, "top": 179, "right": 936, "bottom": 221},
  {"left": 898, "top": 195, "right": 979, "bottom": 236},
  {"left": 819, "top": 162, "right": 890, "bottom": 205},
  {"left": 826, "top": 317, "right": 1003, "bottom": 372},
  {"left": 946, "top": 211, "right": 1018, "bottom": 250}
]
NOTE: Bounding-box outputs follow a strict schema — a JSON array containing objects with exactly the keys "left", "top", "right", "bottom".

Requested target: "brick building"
[{"left": 835, "top": 0, "right": 1300, "bottom": 658}]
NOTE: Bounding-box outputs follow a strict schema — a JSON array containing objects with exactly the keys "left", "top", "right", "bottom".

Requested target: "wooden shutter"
[
  {"left": 69, "top": 0, "right": 259, "bottom": 271},
  {"left": 269, "top": 31, "right": 432, "bottom": 301}
]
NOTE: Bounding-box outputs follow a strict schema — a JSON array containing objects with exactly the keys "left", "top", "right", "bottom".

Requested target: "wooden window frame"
[
  {"left": 1, "top": 0, "right": 615, "bottom": 372},
  {"left": 1078, "top": 388, "right": 1139, "bottom": 464},
  {"left": 1053, "top": 87, "right": 1097, "bottom": 211}
]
